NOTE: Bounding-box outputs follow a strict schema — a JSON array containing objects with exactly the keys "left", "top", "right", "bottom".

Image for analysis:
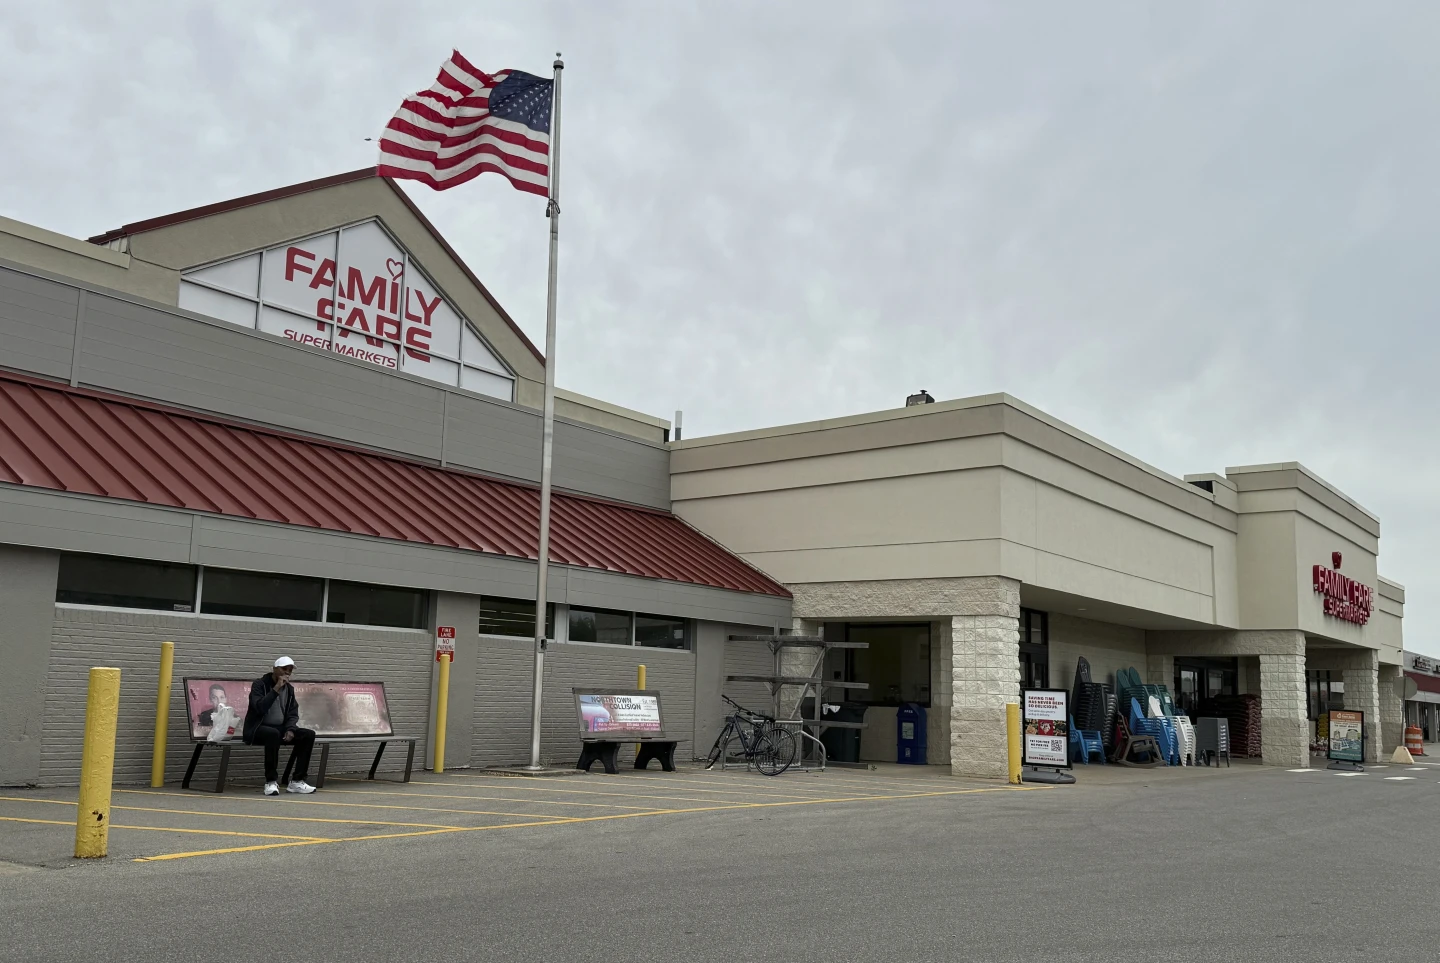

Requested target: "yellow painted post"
[
  {"left": 74, "top": 667, "right": 121, "bottom": 859},
  {"left": 151, "top": 641, "right": 174, "bottom": 788},
  {"left": 1006, "top": 702, "right": 1022, "bottom": 785},
  {"left": 636, "top": 664, "right": 647, "bottom": 755},
  {"left": 434, "top": 654, "right": 451, "bottom": 773}
]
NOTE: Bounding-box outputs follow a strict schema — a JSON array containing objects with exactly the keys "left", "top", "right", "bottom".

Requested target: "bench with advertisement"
[
  {"left": 573, "top": 688, "right": 678, "bottom": 775},
  {"left": 181, "top": 678, "right": 417, "bottom": 792}
]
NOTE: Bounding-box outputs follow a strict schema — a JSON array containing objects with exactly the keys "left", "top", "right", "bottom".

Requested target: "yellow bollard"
[
  {"left": 434, "top": 653, "right": 451, "bottom": 773},
  {"left": 151, "top": 641, "right": 174, "bottom": 788},
  {"left": 1006, "top": 702, "right": 1022, "bottom": 785},
  {"left": 75, "top": 667, "right": 121, "bottom": 858},
  {"left": 635, "top": 664, "right": 647, "bottom": 755}
]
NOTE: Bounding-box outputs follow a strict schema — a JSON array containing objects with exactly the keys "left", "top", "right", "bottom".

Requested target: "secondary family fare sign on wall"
[
  {"left": 177, "top": 220, "right": 516, "bottom": 400},
  {"left": 1022, "top": 689, "right": 1070, "bottom": 769}
]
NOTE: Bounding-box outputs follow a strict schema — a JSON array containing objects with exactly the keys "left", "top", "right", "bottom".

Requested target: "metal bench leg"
[
  {"left": 402, "top": 740, "right": 415, "bottom": 782},
  {"left": 368, "top": 742, "right": 388, "bottom": 780},
  {"left": 315, "top": 744, "right": 330, "bottom": 789},
  {"left": 182, "top": 743, "right": 205, "bottom": 789},
  {"left": 214, "top": 745, "right": 232, "bottom": 793}
]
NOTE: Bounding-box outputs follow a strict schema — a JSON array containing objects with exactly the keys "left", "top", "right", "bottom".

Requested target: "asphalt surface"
[{"left": 3, "top": 759, "right": 1438, "bottom": 962}]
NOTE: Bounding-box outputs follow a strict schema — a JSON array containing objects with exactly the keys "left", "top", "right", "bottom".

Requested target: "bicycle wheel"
[
  {"left": 764, "top": 724, "right": 799, "bottom": 769},
  {"left": 704, "top": 728, "right": 730, "bottom": 770},
  {"left": 754, "top": 729, "right": 796, "bottom": 776}
]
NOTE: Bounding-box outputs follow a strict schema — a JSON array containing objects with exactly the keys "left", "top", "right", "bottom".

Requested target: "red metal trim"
[{"left": 0, "top": 371, "right": 790, "bottom": 598}]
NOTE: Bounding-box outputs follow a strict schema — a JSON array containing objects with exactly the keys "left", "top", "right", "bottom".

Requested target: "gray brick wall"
[
  {"left": 44, "top": 607, "right": 431, "bottom": 787},
  {"left": 469, "top": 637, "right": 696, "bottom": 768}
]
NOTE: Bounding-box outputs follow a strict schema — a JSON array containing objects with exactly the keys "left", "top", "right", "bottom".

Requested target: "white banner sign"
[{"left": 1022, "top": 689, "right": 1071, "bottom": 769}]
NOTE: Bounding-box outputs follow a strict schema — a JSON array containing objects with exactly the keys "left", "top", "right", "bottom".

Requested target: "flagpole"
[{"left": 525, "top": 53, "right": 564, "bottom": 771}]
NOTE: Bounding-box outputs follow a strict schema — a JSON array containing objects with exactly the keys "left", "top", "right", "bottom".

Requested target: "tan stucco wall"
[{"left": 673, "top": 397, "right": 1239, "bottom": 627}]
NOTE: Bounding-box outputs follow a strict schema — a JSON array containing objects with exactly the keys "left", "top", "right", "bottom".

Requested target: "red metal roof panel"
[{"left": 0, "top": 373, "right": 789, "bottom": 599}]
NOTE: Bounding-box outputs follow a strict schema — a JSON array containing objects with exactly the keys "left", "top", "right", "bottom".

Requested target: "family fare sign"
[
  {"left": 179, "top": 219, "right": 513, "bottom": 398},
  {"left": 260, "top": 221, "right": 462, "bottom": 377}
]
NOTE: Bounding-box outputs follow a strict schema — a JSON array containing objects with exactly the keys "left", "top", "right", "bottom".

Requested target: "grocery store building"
[{"left": 0, "top": 169, "right": 1409, "bottom": 786}]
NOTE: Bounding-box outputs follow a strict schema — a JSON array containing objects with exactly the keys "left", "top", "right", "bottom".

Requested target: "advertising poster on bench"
[
  {"left": 575, "top": 690, "right": 663, "bottom": 737},
  {"left": 1022, "top": 689, "right": 1071, "bottom": 768},
  {"left": 184, "top": 679, "right": 392, "bottom": 740},
  {"left": 1328, "top": 709, "right": 1365, "bottom": 763}
]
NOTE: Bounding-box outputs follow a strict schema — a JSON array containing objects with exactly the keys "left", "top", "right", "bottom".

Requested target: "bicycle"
[{"left": 704, "top": 695, "right": 798, "bottom": 775}]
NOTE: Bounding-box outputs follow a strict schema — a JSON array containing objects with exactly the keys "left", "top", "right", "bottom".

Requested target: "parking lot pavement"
[
  {"left": 6, "top": 761, "right": 1440, "bottom": 962},
  {"left": 0, "top": 763, "right": 1035, "bottom": 867}
]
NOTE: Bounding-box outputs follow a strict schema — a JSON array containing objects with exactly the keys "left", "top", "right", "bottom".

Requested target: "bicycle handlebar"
[{"left": 722, "top": 694, "right": 776, "bottom": 723}]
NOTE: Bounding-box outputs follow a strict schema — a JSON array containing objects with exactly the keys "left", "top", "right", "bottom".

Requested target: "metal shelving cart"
[{"left": 724, "top": 634, "right": 870, "bottom": 771}]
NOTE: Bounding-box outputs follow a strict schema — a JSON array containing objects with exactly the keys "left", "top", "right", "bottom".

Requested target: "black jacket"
[{"left": 243, "top": 674, "right": 300, "bottom": 743}]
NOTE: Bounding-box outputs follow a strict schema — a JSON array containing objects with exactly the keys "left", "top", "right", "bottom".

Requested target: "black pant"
[{"left": 253, "top": 726, "right": 316, "bottom": 783}]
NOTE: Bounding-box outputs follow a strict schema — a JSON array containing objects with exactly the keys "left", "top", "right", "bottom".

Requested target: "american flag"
[{"left": 377, "top": 50, "right": 553, "bottom": 196}]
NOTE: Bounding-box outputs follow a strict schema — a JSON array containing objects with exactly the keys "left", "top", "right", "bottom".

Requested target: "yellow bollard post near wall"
[
  {"left": 1006, "top": 702, "right": 1022, "bottom": 785},
  {"left": 434, "top": 652, "right": 451, "bottom": 773},
  {"left": 75, "top": 667, "right": 121, "bottom": 859},
  {"left": 151, "top": 641, "right": 174, "bottom": 788},
  {"left": 635, "top": 664, "right": 647, "bottom": 756}
]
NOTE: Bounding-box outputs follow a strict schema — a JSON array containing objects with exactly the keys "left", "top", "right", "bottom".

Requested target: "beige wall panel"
[
  {"left": 1236, "top": 513, "right": 1299, "bottom": 630},
  {"left": 1048, "top": 613, "right": 1147, "bottom": 693},
  {"left": 1236, "top": 487, "right": 1379, "bottom": 554},
  {"left": 1024, "top": 546, "right": 1218, "bottom": 624},
  {"left": 1025, "top": 479, "right": 1216, "bottom": 597},
  {"left": 670, "top": 435, "right": 1004, "bottom": 501},
  {"left": 1001, "top": 438, "right": 1236, "bottom": 540},
  {"left": 743, "top": 539, "right": 1007, "bottom": 587},
  {"left": 672, "top": 468, "right": 1003, "bottom": 558}
]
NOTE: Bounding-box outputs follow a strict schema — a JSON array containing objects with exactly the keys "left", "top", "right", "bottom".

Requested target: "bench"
[
  {"left": 180, "top": 677, "right": 417, "bottom": 793},
  {"left": 573, "top": 687, "right": 679, "bottom": 775}
]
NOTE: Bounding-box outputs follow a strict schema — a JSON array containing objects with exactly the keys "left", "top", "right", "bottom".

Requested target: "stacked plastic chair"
[
  {"left": 1129, "top": 697, "right": 1178, "bottom": 765},
  {"left": 1170, "top": 713, "right": 1197, "bottom": 766}
]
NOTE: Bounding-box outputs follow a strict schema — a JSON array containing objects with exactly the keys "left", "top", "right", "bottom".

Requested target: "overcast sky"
[{"left": 4, "top": 3, "right": 1437, "bottom": 651}]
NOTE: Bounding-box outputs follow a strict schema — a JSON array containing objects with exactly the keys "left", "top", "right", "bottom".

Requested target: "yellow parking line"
[
  {"left": 125, "top": 785, "right": 658, "bottom": 812},
  {"left": 0, "top": 815, "right": 325, "bottom": 842},
  {"left": 136, "top": 785, "right": 1050, "bottom": 862},
  {"left": 0, "top": 795, "right": 461, "bottom": 831},
  {"left": 625, "top": 774, "right": 868, "bottom": 799},
  {"left": 438, "top": 775, "right": 857, "bottom": 806},
  {"left": 118, "top": 787, "right": 633, "bottom": 821}
]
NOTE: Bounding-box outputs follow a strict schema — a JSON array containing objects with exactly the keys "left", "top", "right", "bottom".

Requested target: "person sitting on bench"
[{"left": 243, "top": 656, "right": 317, "bottom": 796}]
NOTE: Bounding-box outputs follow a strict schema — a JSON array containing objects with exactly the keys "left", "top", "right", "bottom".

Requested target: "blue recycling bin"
[{"left": 896, "top": 703, "right": 927, "bottom": 764}]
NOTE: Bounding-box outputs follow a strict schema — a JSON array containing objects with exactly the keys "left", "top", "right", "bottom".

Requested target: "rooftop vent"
[{"left": 906, "top": 389, "right": 935, "bottom": 407}]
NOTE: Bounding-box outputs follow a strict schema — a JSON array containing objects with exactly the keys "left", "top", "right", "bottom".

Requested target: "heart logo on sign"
[{"left": 386, "top": 258, "right": 404, "bottom": 279}]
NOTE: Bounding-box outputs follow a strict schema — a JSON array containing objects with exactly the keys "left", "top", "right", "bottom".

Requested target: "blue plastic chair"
[
  {"left": 1069, "top": 714, "right": 1106, "bottom": 764},
  {"left": 1129, "top": 698, "right": 1177, "bottom": 765}
]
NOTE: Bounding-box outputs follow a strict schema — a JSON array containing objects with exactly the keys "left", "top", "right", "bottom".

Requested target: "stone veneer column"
[
  {"left": 930, "top": 619, "right": 953, "bottom": 766},
  {"left": 1378, "top": 664, "right": 1405, "bottom": 757},
  {"left": 950, "top": 578, "right": 1021, "bottom": 779},
  {"left": 1343, "top": 650, "right": 1382, "bottom": 764},
  {"left": 1258, "top": 653, "right": 1309, "bottom": 768}
]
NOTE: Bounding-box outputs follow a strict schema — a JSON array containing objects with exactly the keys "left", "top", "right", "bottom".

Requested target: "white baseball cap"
[{"left": 273, "top": 656, "right": 295, "bottom": 668}]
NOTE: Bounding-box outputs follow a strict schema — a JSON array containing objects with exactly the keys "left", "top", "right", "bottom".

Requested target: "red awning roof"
[{"left": 0, "top": 373, "right": 788, "bottom": 598}]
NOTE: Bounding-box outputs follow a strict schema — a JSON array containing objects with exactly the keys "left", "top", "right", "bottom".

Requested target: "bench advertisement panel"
[
  {"left": 574, "top": 689, "right": 664, "bottom": 739},
  {"left": 184, "top": 678, "right": 393, "bottom": 740}
]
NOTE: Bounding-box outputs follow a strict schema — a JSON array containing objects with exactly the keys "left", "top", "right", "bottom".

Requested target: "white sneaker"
[
  {"left": 262, "top": 782, "right": 279, "bottom": 796},
  {"left": 286, "top": 780, "right": 316, "bottom": 794}
]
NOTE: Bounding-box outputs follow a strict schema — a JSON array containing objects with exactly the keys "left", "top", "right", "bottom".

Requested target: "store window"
[
  {"left": 478, "top": 597, "right": 553, "bottom": 638},
  {"left": 56, "top": 554, "right": 197, "bottom": 612},
  {"left": 327, "top": 581, "right": 428, "bottom": 629},
  {"left": 1019, "top": 608, "right": 1049, "bottom": 690},
  {"left": 636, "top": 614, "right": 689, "bottom": 650},
  {"left": 200, "top": 569, "right": 324, "bottom": 621},
  {"left": 568, "top": 607, "right": 633, "bottom": 645},
  {"left": 827, "top": 623, "right": 931, "bottom": 706}
]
